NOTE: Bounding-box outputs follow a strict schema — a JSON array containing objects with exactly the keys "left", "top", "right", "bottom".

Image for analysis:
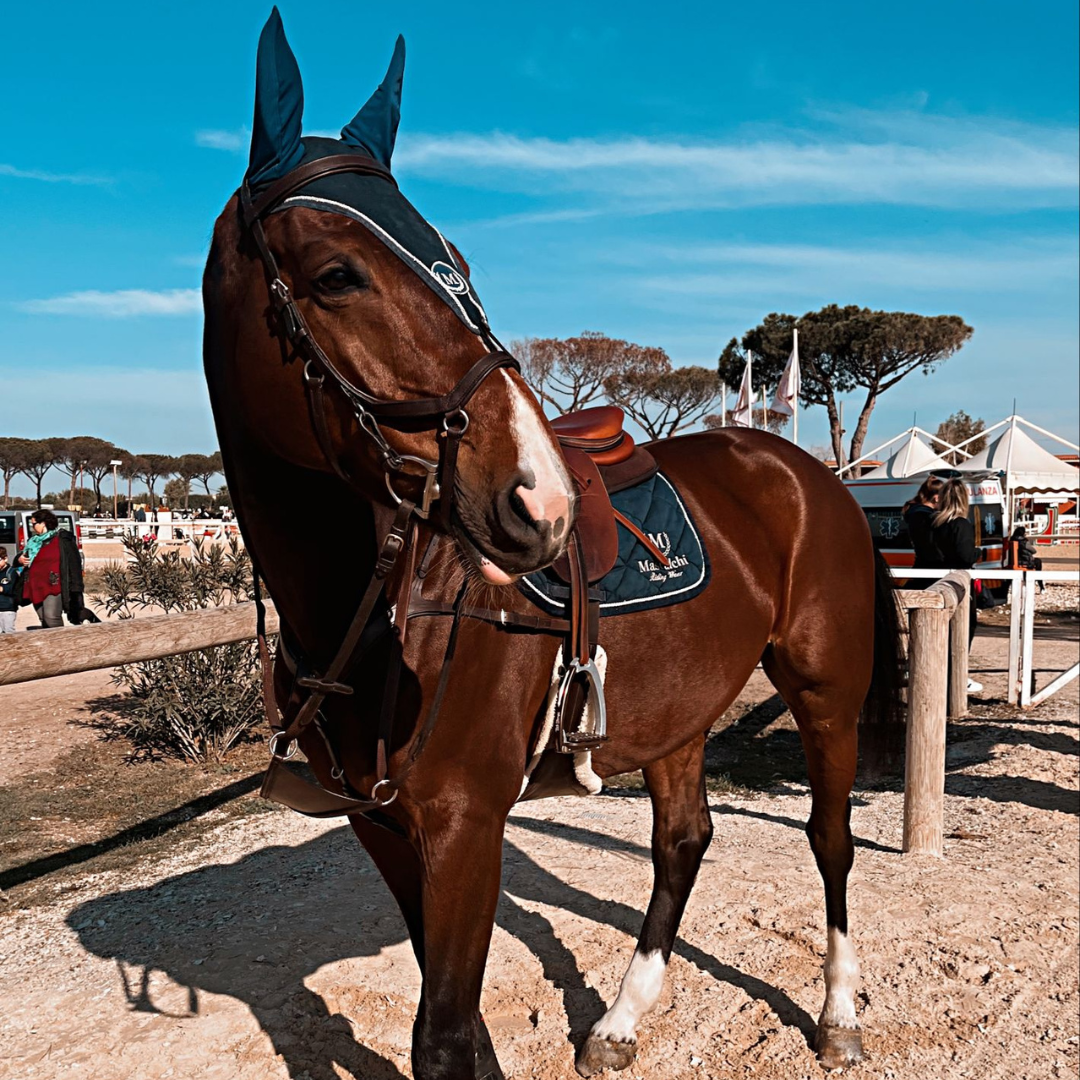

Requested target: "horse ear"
[
  {"left": 340, "top": 35, "right": 405, "bottom": 168},
  {"left": 246, "top": 8, "right": 305, "bottom": 189}
]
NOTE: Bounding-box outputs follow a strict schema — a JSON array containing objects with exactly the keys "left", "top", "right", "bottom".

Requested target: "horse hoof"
[
  {"left": 576, "top": 1034, "right": 637, "bottom": 1075},
  {"left": 815, "top": 1025, "right": 864, "bottom": 1070}
]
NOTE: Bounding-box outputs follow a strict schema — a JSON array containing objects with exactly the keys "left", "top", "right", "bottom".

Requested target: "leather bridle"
[
  {"left": 238, "top": 152, "right": 519, "bottom": 531},
  {"left": 238, "top": 152, "right": 535, "bottom": 816}
]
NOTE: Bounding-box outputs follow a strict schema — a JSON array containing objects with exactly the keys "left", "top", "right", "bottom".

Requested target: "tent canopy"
[
  {"left": 957, "top": 417, "right": 1080, "bottom": 494},
  {"left": 860, "top": 431, "right": 953, "bottom": 479}
]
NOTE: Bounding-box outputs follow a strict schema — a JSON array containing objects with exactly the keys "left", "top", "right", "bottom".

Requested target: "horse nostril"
[
  {"left": 553, "top": 516, "right": 566, "bottom": 540},
  {"left": 508, "top": 487, "right": 534, "bottom": 528}
]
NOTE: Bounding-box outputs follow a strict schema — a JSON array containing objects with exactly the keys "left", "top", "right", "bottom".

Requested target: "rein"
[{"left": 240, "top": 153, "right": 524, "bottom": 817}]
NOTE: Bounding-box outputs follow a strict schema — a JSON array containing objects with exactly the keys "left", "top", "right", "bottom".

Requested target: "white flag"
[
  {"left": 729, "top": 354, "right": 754, "bottom": 428},
  {"left": 771, "top": 334, "right": 800, "bottom": 416}
]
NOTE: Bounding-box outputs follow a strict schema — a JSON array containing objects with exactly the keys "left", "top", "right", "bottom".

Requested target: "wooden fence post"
[
  {"left": 903, "top": 606, "right": 949, "bottom": 856},
  {"left": 948, "top": 587, "right": 970, "bottom": 719}
]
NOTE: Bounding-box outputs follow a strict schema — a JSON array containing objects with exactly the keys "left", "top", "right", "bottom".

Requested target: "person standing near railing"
[
  {"left": 902, "top": 475, "right": 947, "bottom": 568},
  {"left": 0, "top": 550, "right": 18, "bottom": 633},
  {"left": 930, "top": 479, "right": 981, "bottom": 692}
]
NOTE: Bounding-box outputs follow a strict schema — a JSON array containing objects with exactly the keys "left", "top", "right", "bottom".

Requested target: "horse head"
[{"left": 203, "top": 8, "right": 572, "bottom": 583}]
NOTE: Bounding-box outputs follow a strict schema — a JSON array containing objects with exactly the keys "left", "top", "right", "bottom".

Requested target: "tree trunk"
[
  {"left": 824, "top": 393, "right": 843, "bottom": 465},
  {"left": 848, "top": 387, "right": 879, "bottom": 465}
]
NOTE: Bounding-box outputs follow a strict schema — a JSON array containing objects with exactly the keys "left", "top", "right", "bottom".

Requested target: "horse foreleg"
[
  {"left": 577, "top": 735, "right": 712, "bottom": 1077},
  {"left": 407, "top": 812, "right": 507, "bottom": 1080},
  {"left": 349, "top": 813, "right": 503, "bottom": 1079},
  {"left": 349, "top": 815, "right": 425, "bottom": 964}
]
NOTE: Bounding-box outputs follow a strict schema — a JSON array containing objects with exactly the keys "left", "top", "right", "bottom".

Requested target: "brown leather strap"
[
  {"left": 242, "top": 153, "right": 397, "bottom": 227},
  {"left": 611, "top": 508, "right": 670, "bottom": 567},
  {"left": 273, "top": 500, "right": 414, "bottom": 750}
]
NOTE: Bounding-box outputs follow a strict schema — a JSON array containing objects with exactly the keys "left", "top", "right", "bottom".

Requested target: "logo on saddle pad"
[
  {"left": 639, "top": 531, "right": 690, "bottom": 582},
  {"left": 431, "top": 261, "right": 469, "bottom": 295}
]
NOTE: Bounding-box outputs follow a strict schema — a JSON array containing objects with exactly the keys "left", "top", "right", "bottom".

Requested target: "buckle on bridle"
[{"left": 385, "top": 455, "right": 440, "bottom": 518}]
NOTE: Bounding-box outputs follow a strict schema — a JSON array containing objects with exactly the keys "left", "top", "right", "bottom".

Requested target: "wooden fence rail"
[{"left": 0, "top": 602, "right": 278, "bottom": 687}]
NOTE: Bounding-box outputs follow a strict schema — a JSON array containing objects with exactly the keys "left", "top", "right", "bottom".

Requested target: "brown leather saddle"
[{"left": 542, "top": 406, "right": 665, "bottom": 753}]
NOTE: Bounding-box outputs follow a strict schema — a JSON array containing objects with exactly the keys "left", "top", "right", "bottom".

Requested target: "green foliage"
[
  {"left": 95, "top": 535, "right": 268, "bottom": 762},
  {"left": 936, "top": 410, "right": 987, "bottom": 463},
  {"left": 605, "top": 365, "right": 723, "bottom": 439},
  {"left": 515, "top": 331, "right": 671, "bottom": 414},
  {"left": 719, "top": 305, "right": 973, "bottom": 464}
]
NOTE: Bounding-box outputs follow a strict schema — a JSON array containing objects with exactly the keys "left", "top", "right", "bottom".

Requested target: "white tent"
[
  {"left": 956, "top": 415, "right": 1079, "bottom": 495},
  {"left": 838, "top": 425, "right": 964, "bottom": 478},
  {"left": 859, "top": 430, "right": 954, "bottom": 479}
]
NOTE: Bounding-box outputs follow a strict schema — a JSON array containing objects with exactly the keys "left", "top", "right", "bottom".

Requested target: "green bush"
[{"left": 94, "top": 535, "right": 271, "bottom": 762}]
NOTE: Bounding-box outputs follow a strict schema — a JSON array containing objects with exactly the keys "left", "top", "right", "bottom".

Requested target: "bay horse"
[{"left": 203, "top": 12, "right": 902, "bottom": 1079}]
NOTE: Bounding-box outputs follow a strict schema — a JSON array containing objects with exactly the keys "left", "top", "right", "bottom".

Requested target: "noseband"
[{"left": 239, "top": 152, "right": 519, "bottom": 529}]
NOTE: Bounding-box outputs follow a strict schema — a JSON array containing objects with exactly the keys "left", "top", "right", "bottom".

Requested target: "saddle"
[{"left": 542, "top": 406, "right": 663, "bottom": 754}]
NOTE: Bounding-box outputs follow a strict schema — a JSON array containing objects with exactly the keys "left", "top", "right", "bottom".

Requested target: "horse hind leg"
[
  {"left": 577, "top": 735, "right": 712, "bottom": 1077},
  {"left": 762, "top": 646, "right": 865, "bottom": 1069}
]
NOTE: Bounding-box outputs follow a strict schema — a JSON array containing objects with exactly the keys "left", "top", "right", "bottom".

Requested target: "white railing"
[
  {"left": 77, "top": 518, "right": 241, "bottom": 543},
  {"left": 891, "top": 567, "right": 1079, "bottom": 708}
]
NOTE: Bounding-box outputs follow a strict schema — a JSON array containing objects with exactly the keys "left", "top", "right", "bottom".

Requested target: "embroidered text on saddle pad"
[{"left": 519, "top": 472, "right": 710, "bottom": 616}]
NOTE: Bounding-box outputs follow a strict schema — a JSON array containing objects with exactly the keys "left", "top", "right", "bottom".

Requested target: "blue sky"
[{"left": 2, "top": 0, "right": 1077, "bottom": 494}]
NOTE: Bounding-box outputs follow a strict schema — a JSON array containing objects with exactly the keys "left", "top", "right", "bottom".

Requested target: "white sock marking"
[
  {"left": 818, "top": 928, "right": 860, "bottom": 1029},
  {"left": 591, "top": 949, "right": 667, "bottom": 1044}
]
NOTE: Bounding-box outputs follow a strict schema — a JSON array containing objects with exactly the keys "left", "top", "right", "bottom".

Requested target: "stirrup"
[{"left": 554, "top": 657, "right": 608, "bottom": 753}]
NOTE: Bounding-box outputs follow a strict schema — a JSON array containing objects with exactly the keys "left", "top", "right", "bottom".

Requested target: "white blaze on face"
[
  {"left": 591, "top": 949, "right": 667, "bottom": 1045},
  {"left": 472, "top": 372, "right": 572, "bottom": 585},
  {"left": 818, "top": 928, "right": 860, "bottom": 1029},
  {"left": 505, "top": 372, "right": 572, "bottom": 530}
]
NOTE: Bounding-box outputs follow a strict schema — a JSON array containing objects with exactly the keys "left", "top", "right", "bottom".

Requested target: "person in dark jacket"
[
  {"left": 930, "top": 479, "right": 982, "bottom": 690},
  {"left": 17, "top": 509, "right": 87, "bottom": 627},
  {"left": 1010, "top": 526, "right": 1045, "bottom": 592},
  {"left": 902, "top": 475, "right": 946, "bottom": 568},
  {"left": 0, "top": 550, "right": 19, "bottom": 633}
]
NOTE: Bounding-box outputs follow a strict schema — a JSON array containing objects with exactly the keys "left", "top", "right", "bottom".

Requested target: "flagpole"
[
  {"left": 720, "top": 381, "right": 727, "bottom": 427},
  {"left": 748, "top": 350, "right": 754, "bottom": 429},
  {"left": 792, "top": 327, "right": 799, "bottom": 447}
]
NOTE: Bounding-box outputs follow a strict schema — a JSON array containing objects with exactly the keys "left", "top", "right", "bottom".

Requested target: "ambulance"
[{"left": 843, "top": 470, "right": 1007, "bottom": 571}]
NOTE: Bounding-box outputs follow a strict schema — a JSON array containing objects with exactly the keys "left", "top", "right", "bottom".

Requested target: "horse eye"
[{"left": 317, "top": 266, "right": 363, "bottom": 292}]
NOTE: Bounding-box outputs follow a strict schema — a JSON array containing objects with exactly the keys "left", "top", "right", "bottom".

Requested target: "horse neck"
[{"left": 227, "top": 443, "right": 384, "bottom": 661}]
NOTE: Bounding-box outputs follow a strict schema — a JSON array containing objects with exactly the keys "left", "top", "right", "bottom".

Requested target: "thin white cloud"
[
  {"left": 18, "top": 289, "right": 201, "bottom": 318},
  {"left": 195, "top": 127, "right": 248, "bottom": 152},
  {"left": 395, "top": 110, "right": 1078, "bottom": 213},
  {"left": 631, "top": 239, "right": 1079, "bottom": 294},
  {"left": 0, "top": 163, "right": 110, "bottom": 185}
]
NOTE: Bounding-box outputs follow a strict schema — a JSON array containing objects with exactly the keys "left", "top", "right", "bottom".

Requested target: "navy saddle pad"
[{"left": 519, "top": 471, "right": 710, "bottom": 617}]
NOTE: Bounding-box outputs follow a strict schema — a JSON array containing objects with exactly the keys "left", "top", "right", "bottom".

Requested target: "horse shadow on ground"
[
  {"left": 69, "top": 818, "right": 816, "bottom": 1080},
  {"left": 712, "top": 693, "right": 1080, "bottom": 816}
]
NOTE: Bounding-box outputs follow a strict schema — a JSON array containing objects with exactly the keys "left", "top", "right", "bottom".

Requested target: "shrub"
[{"left": 94, "top": 535, "right": 270, "bottom": 762}]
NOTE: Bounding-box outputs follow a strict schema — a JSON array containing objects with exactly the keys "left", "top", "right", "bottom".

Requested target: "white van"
[{"left": 0, "top": 509, "right": 84, "bottom": 566}]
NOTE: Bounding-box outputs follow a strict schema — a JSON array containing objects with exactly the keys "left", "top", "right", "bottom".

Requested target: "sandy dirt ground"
[{"left": 0, "top": 587, "right": 1077, "bottom": 1080}]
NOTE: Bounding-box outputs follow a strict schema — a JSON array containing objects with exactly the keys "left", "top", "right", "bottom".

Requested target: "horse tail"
[{"left": 859, "top": 548, "right": 905, "bottom": 777}]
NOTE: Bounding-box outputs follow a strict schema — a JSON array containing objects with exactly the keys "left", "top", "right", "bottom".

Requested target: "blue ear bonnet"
[{"left": 245, "top": 10, "right": 488, "bottom": 334}]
